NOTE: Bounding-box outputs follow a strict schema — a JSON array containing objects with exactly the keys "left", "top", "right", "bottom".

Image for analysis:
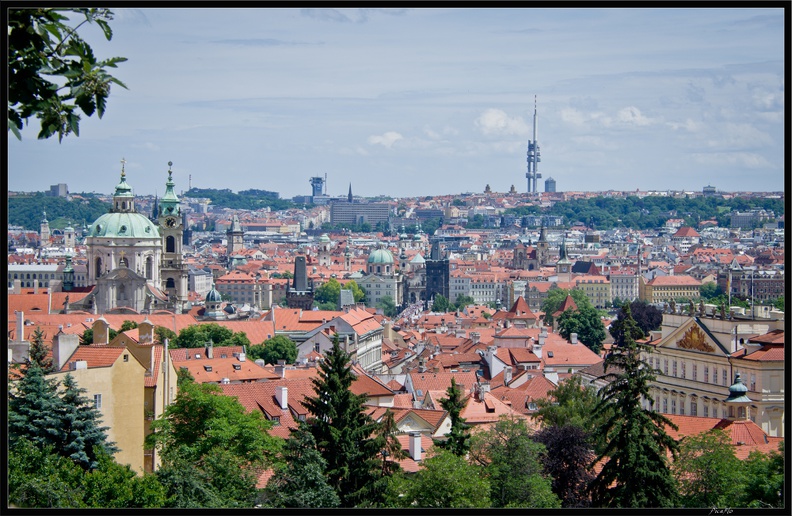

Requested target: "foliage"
[
  {"left": 28, "top": 327, "right": 53, "bottom": 372},
  {"left": 469, "top": 415, "right": 560, "bottom": 508},
  {"left": 360, "top": 408, "right": 408, "bottom": 507},
  {"left": 147, "top": 376, "right": 283, "bottom": 507},
  {"left": 81, "top": 453, "right": 169, "bottom": 508},
  {"left": 119, "top": 320, "right": 138, "bottom": 332},
  {"left": 557, "top": 305, "right": 607, "bottom": 354},
  {"left": 79, "top": 326, "right": 118, "bottom": 345},
  {"left": 671, "top": 430, "right": 743, "bottom": 508},
  {"left": 699, "top": 281, "right": 722, "bottom": 300},
  {"left": 533, "top": 375, "right": 599, "bottom": 430},
  {"left": 247, "top": 335, "right": 298, "bottom": 365},
  {"left": 174, "top": 322, "right": 250, "bottom": 349},
  {"left": 739, "top": 441, "right": 784, "bottom": 508},
  {"left": 541, "top": 287, "right": 593, "bottom": 327},
  {"left": 8, "top": 437, "right": 87, "bottom": 508},
  {"left": 589, "top": 303, "right": 679, "bottom": 508},
  {"left": 8, "top": 364, "right": 65, "bottom": 451},
  {"left": 301, "top": 335, "right": 382, "bottom": 507},
  {"left": 154, "top": 326, "right": 177, "bottom": 346},
  {"left": 431, "top": 293, "right": 451, "bottom": 313},
  {"left": 533, "top": 425, "right": 594, "bottom": 507},
  {"left": 376, "top": 295, "right": 398, "bottom": 318},
  {"left": 183, "top": 187, "right": 294, "bottom": 211},
  {"left": 385, "top": 450, "right": 491, "bottom": 508},
  {"left": 313, "top": 278, "right": 342, "bottom": 306},
  {"left": 453, "top": 294, "right": 476, "bottom": 310},
  {"left": 263, "top": 423, "right": 340, "bottom": 508},
  {"left": 57, "top": 373, "right": 119, "bottom": 470},
  {"left": 772, "top": 294, "right": 784, "bottom": 312},
  {"left": 8, "top": 8, "right": 128, "bottom": 141},
  {"left": 6, "top": 191, "right": 108, "bottom": 231},
  {"left": 610, "top": 300, "right": 662, "bottom": 342},
  {"left": 433, "top": 377, "right": 471, "bottom": 456}
]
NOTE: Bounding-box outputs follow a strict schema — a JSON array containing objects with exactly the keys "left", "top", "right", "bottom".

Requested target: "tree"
[
  {"left": 81, "top": 453, "right": 169, "bottom": 508},
  {"left": 346, "top": 279, "right": 366, "bottom": 303},
  {"left": 533, "top": 425, "right": 594, "bottom": 507},
  {"left": 146, "top": 375, "right": 283, "bottom": 507},
  {"left": 9, "top": 364, "right": 67, "bottom": 453},
  {"left": 772, "top": 294, "right": 784, "bottom": 312},
  {"left": 263, "top": 423, "right": 340, "bottom": 508},
  {"left": 8, "top": 437, "right": 86, "bottom": 508},
  {"left": 533, "top": 375, "right": 599, "bottom": 430},
  {"left": 154, "top": 326, "right": 177, "bottom": 346},
  {"left": 385, "top": 450, "right": 491, "bottom": 508},
  {"left": 173, "top": 323, "right": 249, "bottom": 349},
  {"left": 453, "top": 294, "right": 475, "bottom": 311},
  {"left": 313, "top": 278, "right": 341, "bottom": 306},
  {"left": 28, "top": 326, "right": 53, "bottom": 372},
  {"left": 361, "top": 408, "right": 408, "bottom": 507},
  {"left": 671, "top": 429, "right": 743, "bottom": 508},
  {"left": 8, "top": 8, "right": 127, "bottom": 141},
  {"left": 119, "top": 320, "right": 138, "bottom": 332},
  {"left": 56, "top": 373, "right": 118, "bottom": 470},
  {"left": 431, "top": 294, "right": 451, "bottom": 313},
  {"left": 557, "top": 305, "right": 607, "bottom": 354},
  {"left": 433, "top": 377, "right": 471, "bottom": 456},
  {"left": 469, "top": 415, "right": 560, "bottom": 508},
  {"left": 541, "top": 287, "right": 593, "bottom": 327},
  {"left": 739, "top": 441, "right": 784, "bottom": 508},
  {"left": 376, "top": 295, "right": 398, "bottom": 318},
  {"left": 588, "top": 303, "right": 679, "bottom": 508},
  {"left": 247, "top": 335, "right": 298, "bottom": 365},
  {"left": 301, "top": 335, "right": 382, "bottom": 507},
  {"left": 699, "top": 281, "right": 722, "bottom": 301},
  {"left": 611, "top": 300, "right": 662, "bottom": 342}
]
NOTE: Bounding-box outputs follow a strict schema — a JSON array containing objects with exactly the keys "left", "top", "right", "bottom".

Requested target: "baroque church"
[{"left": 75, "top": 161, "right": 189, "bottom": 315}]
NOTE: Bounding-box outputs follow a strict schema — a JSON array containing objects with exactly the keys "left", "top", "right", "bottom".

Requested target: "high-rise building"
[{"left": 544, "top": 176, "right": 556, "bottom": 193}]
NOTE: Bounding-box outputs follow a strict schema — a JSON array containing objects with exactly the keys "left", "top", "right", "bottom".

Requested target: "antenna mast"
[{"left": 525, "top": 95, "right": 542, "bottom": 193}]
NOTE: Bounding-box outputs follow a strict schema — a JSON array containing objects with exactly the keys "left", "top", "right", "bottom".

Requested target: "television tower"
[{"left": 525, "top": 95, "right": 542, "bottom": 193}]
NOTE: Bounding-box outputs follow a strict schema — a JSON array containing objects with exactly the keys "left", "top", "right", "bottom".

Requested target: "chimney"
[
  {"left": 275, "top": 386, "right": 288, "bottom": 410},
  {"left": 504, "top": 366, "right": 512, "bottom": 385},
  {"left": 543, "top": 366, "right": 559, "bottom": 384},
  {"left": 70, "top": 360, "right": 88, "bottom": 370},
  {"left": 470, "top": 332, "right": 481, "bottom": 344},
  {"left": 33, "top": 278, "right": 39, "bottom": 294},
  {"left": 15, "top": 311, "right": 24, "bottom": 342},
  {"left": 206, "top": 341, "right": 214, "bottom": 359},
  {"left": 409, "top": 432, "right": 422, "bottom": 461},
  {"left": 238, "top": 352, "right": 246, "bottom": 362},
  {"left": 275, "top": 359, "right": 286, "bottom": 378},
  {"left": 570, "top": 333, "right": 578, "bottom": 344},
  {"left": 52, "top": 332, "right": 80, "bottom": 371},
  {"left": 14, "top": 279, "right": 22, "bottom": 294}
]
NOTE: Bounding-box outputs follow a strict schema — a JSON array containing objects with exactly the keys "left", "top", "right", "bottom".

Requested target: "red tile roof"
[{"left": 58, "top": 346, "right": 125, "bottom": 371}]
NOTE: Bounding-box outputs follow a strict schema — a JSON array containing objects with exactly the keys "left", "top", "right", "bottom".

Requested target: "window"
[
  {"left": 692, "top": 364, "right": 697, "bottom": 381},
  {"left": 94, "top": 394, "right": 102, "bottom": 409},
  {"left": 664, "top": 359, "right": 668, "bottom": 375},
  {"left": 712, "top": 366, "right": 717, "bottom": 384},
  {"left": 750, "top": 374, "right": 756, "bottom": 391},
  {"left": 723, "top": 369, "right": 727, "bottom": 386},
  {"left": 673, "top": 361, "right": 677, "bottom": 377},
  {"left": 704, "top": 366, "right": 709, "bottom": 383},
  {"left": 690, "top": 398, "right": 697, "bottom": 416},
  {"left": 703, "top": 403, "right": 709, "bottom": 417},
  {"left": 662, "top": 398, "right": 668, "bottom": 413},
  {"left": 123, "top": 354, "right": 129, "bottom": 362},
  {"left": 671, "top": 399, "right": 676, "bottom": 415}
]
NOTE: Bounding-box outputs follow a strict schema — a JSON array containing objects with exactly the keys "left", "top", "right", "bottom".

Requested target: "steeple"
[
  {"left": 348, "top": 183, "right": 353, "bottom": 203},
  {"left": 112, "top": 158, "right": 135, "bottom": 213},
  {"left": 159, "top": 161, "right": 180, "bottom": 217},
  {"left": 724, "top": 373, "right": 752, "bottom": 421}
]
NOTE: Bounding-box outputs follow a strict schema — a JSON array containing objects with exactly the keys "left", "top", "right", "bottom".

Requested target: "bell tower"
[{"left": 158, "top": 161, "right": 188, "bottom": 313}]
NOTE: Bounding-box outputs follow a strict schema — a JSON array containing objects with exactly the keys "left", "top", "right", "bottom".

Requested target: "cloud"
[
  {"left": 475, "top": 109, "right": 529, "bottom": 136},
  {"left": 666, "top": 118, "right": 702, "bottom": 132},
  {"left": 368, "top": 131, "right": 403, "bottom": 148},
  {"left": 705, "top": 123, "right": 774, "bottom": 150},
  {"left": 213, "top": 38, "right": 313, "bottom": 46},
  {"left": 561, "top": 106, "right": 655, "bottom": 128},
  {"left": 301, "top": 8, "right": 407, "bottom": 23},
  {"left": 614, "top": 106, "right": 654, "bottom": 126},
  {"left": 692, "top": 152, "right": 773, "bottom": 169}
]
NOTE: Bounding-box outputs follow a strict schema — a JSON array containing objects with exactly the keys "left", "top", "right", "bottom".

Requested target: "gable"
[{"left": 658, "top": 319, "right": 729, "bottom": 356}]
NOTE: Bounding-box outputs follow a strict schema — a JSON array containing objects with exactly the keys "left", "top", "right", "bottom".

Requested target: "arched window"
[
  {"left": 95, "top": 257, "right": 103, "bottom": 278},
  {"left": 166, "top": 236, "right": 175, "bottom": 253},
  {"left": 117, "top": 283, "right": 126, "bottom": 301},
  {"left": 146, "top": 257, "right": 153, "bottom": 280},
  {"left": 120, "top": 257, "right": 128, "bottom": 267},
  {"left": 166, "top": 278, "right": 175, "bottom": 289}
]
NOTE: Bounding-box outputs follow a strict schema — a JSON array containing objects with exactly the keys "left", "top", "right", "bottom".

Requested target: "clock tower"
[{"left": 158, "top": 162, "right": 189, "bottom": 313}]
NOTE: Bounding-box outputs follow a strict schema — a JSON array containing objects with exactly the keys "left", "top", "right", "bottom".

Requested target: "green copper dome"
[
  {"left": 89, "top": 212, "right": 161, "bottom": 238},
  {"left": 368, "top": 247, "right": 394, "bottom": 265},
  {"left": 206, "top": 286, "right": 223, "bottom": 303}
]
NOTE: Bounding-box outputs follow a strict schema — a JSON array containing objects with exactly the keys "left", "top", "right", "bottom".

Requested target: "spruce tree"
[
  {"left": 8, "top": 363, "right": 65, "bottom": 450},
  {"left": 588, "top": 303, "right": 678, "bottom": 508},
  {"left": 57, "top": 373, "right": 118, "bottom": 470},
  {"left": 28, "top": 327, "right": 53, "bottom": 372},
  {"left": 301, "top": 335, "right": 381, "bottom": 507},
  {"left": 434, "top": 377, "right": 471, "bottom": 456}
]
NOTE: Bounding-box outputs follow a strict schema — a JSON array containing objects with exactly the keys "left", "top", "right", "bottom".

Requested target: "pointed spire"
[
  {"left": 348, "top": 182, "right": 353, "bottom": 203},
  {"left": 160, "top": 161, "right": 180, "bottom": 217}
]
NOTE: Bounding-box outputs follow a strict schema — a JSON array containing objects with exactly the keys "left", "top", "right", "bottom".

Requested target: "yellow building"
[
  {"left": 574, "top": 275, "right": 611, "bottom": 309},
  {"left": 49, "top": 334, "right": 147, "bottom": 473},
  {"left": 641, "top": 275, "right": 702, "bottom": 304}
]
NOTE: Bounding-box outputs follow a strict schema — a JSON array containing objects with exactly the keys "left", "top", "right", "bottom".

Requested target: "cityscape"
[{"left": 6, "top": 6, "right": 786, "bottom": 510}]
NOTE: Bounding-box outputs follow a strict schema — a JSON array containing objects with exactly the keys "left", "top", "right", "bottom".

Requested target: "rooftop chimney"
[
  {"left": 206, "top": 341, "right": 214, "bottom": 359},
  {"left": 570, "top": 333, "right": 578, "bottom": 344},
  {"left": 238, "top": 352, "right": 246, "bottom": 362},
  {"left": 409, "top": 432, "right": 422, "bottom": 461},
  {"left": 15, "top": 311, "right": 24, "bottom": 342},
  {"left": 52, "top": 332, "right": 80, "bottom": 372},
  {"left": 471, "top": 332, "right": 480, "bottom": 344},
  {"left": 275, "top": 386, "right": 288, "bottom": 410},
  {"left": 33, "top": 278, "right": 39, "bottom": 294},
  {"left": 504, "top": 366, "right": 513, "bottom": 385}
]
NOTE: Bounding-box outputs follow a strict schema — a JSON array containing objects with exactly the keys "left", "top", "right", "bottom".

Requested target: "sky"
[{"left": 6, "top": 7, "right": 787, "bottom": 200}]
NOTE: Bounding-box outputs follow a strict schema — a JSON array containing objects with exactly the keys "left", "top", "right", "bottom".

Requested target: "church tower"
[
  {"left": 39, "top": 211, "right": 51, "bottom": 247},
  {"left": 227, "top": 214, "right": 244, "bottom": 259},
  {"left": 536, "top": 223, "right": 549, "bottom": 266},
  {"left": 157, "top": 162, "right": 189, "bottom": 313},
  {"left": 318, "top": 233, "right": 332, "bottom": 267}
]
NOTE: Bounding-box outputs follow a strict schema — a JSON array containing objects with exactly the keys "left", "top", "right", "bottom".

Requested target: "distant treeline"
[
  {"left": 505, "top": 195, "right": 784, "bottom": 230},
  {"left": 184, "top": 188, "right": 295, "bottom": 211},
  {"left": 8, "top": 193, "right": 110, "bottom": 231}
]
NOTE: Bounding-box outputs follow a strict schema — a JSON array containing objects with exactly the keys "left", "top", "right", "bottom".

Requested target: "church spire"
[
  {"left": 348, "top": 183, "right": 353, "bottom": 203},
  {"left": 159, "top": 161, "right": 180, "bottom": 217}
]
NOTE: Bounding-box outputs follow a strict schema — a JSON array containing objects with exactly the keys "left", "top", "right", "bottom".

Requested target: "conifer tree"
[
  {"left": 57, "top": 373, "right": 118, "bottom": 470},
  {"left": 434, "top": 377, "right": 471, "bottom": 456},
  {"left": 264, "top": 423, "right": 340, "bottom": 508},
  {"left": 28, "top": 327, "right": 53, "bottom": 372},
  {"left": 588, "top": 303, "right": 679, "bottom": 508},
  {"left": 8, "top": 363, "right": 64, "bottom": 450},
  {"left": 301, "top": 335, "right": 382, "bottom": 506}
]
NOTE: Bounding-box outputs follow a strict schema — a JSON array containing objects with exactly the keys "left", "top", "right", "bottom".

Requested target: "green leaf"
[
  {"left": 96, "top": 19, "right": 113, "bottom": 40},
  {"left": 9, "top": 120, "right": 23, "bottom": 140},
  {"left": 68, "top": 113, "right": 80, "bottom": 136},
  {"left": 95, "top": 92, "right": 107, "bottom": 118}
]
